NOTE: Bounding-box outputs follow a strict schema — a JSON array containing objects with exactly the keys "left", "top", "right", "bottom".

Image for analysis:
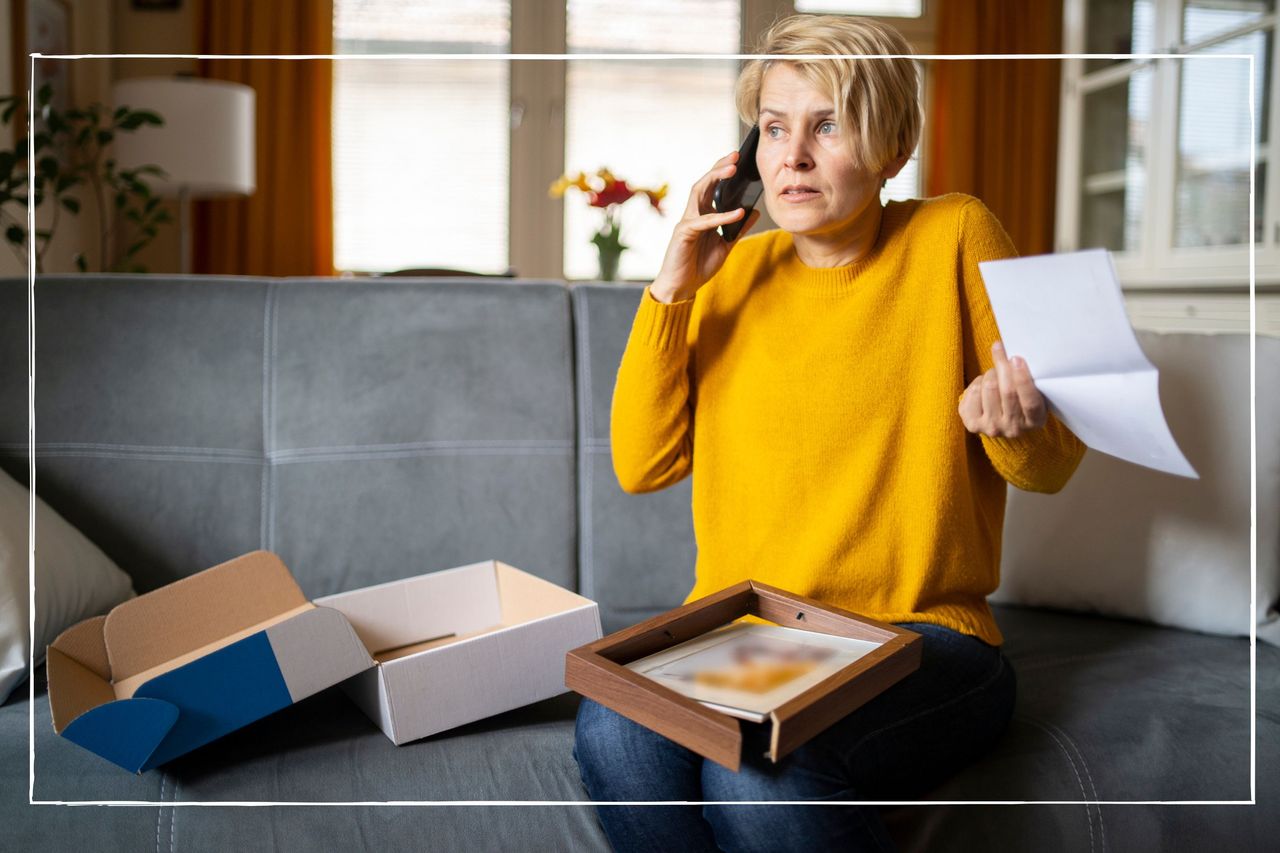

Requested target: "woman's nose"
[{"left": 784, "top": 136, "right": 813, "bottom": 170}]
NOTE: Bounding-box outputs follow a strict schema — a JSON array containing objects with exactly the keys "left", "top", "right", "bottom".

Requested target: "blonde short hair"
[{"left": 735, "top": 15, "right": 922, "bottom": 173}]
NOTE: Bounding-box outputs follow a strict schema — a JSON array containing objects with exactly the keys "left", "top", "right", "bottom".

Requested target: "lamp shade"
[{"left": 110, "top": 77, "right": 256, "bottom": 198}]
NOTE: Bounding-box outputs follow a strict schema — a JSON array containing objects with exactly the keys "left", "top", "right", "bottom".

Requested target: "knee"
[
  {"left": 574, "top": 698, "right": 708, "bottom": 804},
  {"left": 573, "top": 698, "right": 665, "bottom": 800},
  {"left": 573, "top": 698, "right": 623, "bottom": 792}
]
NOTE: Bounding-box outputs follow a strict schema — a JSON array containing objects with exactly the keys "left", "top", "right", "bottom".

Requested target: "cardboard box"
[
  {"left": 565, "top": 580, "right": 922, "bottom": 771},
  {"left": 46, "top": 550, "right": 375, "bottom": 773},
  {"left": 317, "top": 560, "right": 601, "bottom": 745}
]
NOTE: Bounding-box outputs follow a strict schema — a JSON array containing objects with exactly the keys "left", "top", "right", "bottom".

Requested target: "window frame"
[{"left": 1057, "top": 0, "right": 1280, "bottom": 289}]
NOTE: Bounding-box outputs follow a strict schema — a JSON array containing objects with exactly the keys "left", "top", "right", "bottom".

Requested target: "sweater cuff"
[
  {"left": 979, "top": 412, "right": 1086, "bottom": 492},
  {"left": 633, "top": 286, "right": 696, "bottom": 351}
]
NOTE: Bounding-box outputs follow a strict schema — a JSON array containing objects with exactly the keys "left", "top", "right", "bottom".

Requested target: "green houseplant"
[{"left": 0, "top": 83, "right": 171, "bottom": 273}]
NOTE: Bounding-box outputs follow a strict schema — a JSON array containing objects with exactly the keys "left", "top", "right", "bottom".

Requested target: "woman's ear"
[{"left": 879, "top": 151, "right": 911, "bottom": 182}]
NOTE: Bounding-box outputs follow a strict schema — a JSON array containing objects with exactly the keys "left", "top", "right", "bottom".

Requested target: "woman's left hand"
[{"left": 959, "top": 342, "right": 1048, "bottom": 439}]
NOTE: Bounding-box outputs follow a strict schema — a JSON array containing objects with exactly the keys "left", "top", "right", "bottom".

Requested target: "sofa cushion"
[
  {"left": 998, "top": 332, "right": 1280, "bottom": 643},
  {"left": 4, "top": 606, "right": 1273, "bottom": 852},
  {"left": 0, "top": 277, "right": 579, "bottom": 597}
]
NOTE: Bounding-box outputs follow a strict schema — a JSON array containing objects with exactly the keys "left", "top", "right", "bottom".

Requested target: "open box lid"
[
  {"left": 46, "top": 550, "right": 373, "bottom": 773},
  {"left": 565, "top": 580, "right": 922, "bottom": 772}
]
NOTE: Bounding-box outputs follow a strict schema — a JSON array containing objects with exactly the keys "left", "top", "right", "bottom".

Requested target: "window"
[
  {"left": 332, "top": 1, "right": 934, "bottom": 278},
  {"left": 563, "top": 1, "right": 740, "bottom": 280},
  {"left": 1059, "top": 0, "right": 1279, "bottom": 286},
  {"left": 333, "top": 1, "right": 511, "bottom": 274}
]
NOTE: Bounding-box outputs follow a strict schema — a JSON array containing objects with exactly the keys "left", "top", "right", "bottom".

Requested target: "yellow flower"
[{"left": 549, "top": 171, "right": 591, "bottom": 198}]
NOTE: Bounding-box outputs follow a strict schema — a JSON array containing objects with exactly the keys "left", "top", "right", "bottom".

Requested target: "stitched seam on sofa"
[
  {"left": 1019, "top": 714, "right": 1102, "bottom": 853},
  {"left": 169, "top": 778, "right": 178, "bottom": 852},
  {"left": 270, "top": 438, "right": 572, "bottom": 457},
  {"left": 1045, "top": 718, "right": 1107, "bottom": 851},
  {"left": 261, "top": 281, "right": 276, "bottom": 552},
  {"left": 577, "top": 288, "right": 596, "bottom": 600},
  {"left": 267, "top": 446, "right": 574, "bottom": 464},
  {"left": 3, "top": 442, "right": 261, "bottom": 457},
  {"left": 155, "top": 772, "right": 169, "bottom": 853},
  {"left": 5, "top": 439, "right": 575, "bottom": 457},
  {"left": 16, "top": 450, "right": 263, "bottom": 464}
]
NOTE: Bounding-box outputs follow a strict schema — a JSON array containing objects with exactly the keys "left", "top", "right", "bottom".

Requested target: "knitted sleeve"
[
  {"left": 957, "top": 197, "right": 1087, "bottom": 493},
  {"left": 609, "top": 285, "right": 700, "bottom": 493}
]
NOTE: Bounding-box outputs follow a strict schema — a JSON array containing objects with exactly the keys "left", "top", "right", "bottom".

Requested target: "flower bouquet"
[{"left": 550, "top": 168, "right": 667, "bottom": 281}]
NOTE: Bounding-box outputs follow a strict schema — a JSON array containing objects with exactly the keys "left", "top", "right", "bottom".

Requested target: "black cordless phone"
[{"left": 712, "top": 126, "right": 763, "bottom": 242}]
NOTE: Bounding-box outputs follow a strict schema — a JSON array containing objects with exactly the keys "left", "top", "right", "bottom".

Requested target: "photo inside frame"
[{"left": 626, "top": 621, "right": 884, "bottom": 722}]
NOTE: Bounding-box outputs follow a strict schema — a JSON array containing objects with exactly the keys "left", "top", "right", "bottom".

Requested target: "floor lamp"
[{"left": 110, "top": 77, "right": 256, "bottom": 274}]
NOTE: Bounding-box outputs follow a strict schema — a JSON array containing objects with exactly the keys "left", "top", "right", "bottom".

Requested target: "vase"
[{"left": 596, "top": 245, "right": 623, "bottom": 282}]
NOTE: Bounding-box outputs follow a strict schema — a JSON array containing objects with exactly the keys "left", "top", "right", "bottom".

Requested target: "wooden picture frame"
[
  {"left": 565, "top": 580, "right": 923, "bottom": 771},
  {"left": 9, "top": 0, "right": 72, "bottom": 144}
]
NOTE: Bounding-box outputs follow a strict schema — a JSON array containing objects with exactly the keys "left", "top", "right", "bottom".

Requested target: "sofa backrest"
[
  {"left": 4, "top": 276, "right": 1276, "bottom": 641},
  {"left": 0, "top": 276, "right": 578, "bottom": 597},
  {"left": 571, "top": 285, "right": 696, "bottom": 632}
]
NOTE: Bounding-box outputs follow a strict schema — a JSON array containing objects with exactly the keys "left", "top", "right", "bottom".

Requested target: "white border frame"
[{"left": 24, "top": 50, "right": 1259, "bottom": 811}]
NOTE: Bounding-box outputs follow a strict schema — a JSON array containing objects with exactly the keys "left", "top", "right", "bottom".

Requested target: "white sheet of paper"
[{"left": 978, "top": 249, "right": 1197, "bottom": 479}]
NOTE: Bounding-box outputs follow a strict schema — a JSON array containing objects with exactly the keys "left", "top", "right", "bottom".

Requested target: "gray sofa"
[{"left": 0, "top": 275, "right": 1275, "bottom": 852}]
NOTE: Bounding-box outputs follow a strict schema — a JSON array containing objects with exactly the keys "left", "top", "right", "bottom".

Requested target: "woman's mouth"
[{"left": 780, "top": 185, "right": 820, "bottom": 202}]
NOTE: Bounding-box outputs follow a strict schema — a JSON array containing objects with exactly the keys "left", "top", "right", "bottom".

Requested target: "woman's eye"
[
  {"left": 766, "top": 126, "right": 783, "bottom": 139},
  {"left": 819, "top": 121, "right": 837, "bottom": 134}
]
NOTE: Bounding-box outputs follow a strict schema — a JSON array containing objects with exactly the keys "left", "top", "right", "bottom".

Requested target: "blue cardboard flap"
[
  {"left": 47, "top": 551, "right": 375, "bottom": 773},
  {"left": 61, "top": 698, "right": 180, "bottom": 774}
]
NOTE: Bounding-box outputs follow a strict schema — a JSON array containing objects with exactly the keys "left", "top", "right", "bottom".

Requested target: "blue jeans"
[{"left": 573, "top": 622, "right": 1016, "bottom": 853}]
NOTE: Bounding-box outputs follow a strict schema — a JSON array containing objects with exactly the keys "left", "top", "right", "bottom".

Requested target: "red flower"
[{"left": 589, "top": 179, "right": 636, "bottom": 208}]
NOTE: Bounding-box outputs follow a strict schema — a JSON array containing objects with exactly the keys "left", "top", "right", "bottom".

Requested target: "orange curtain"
[
  {"left": 194, "top": 0, "right": 334, "bottom": 276},
  {"left": 926, "top": 0, "right": 1063, "bottom": 256}
]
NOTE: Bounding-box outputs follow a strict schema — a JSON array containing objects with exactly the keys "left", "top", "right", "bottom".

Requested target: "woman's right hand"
[{"left": 649, "top": 151, "right": 762, "bottom": 304}]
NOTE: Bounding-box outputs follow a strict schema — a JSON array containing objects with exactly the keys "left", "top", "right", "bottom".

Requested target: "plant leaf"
[
  {"left": 118, "top": 110, "right": 163, "bottom": 131},
  {"left": 74, "top": 252, "right": 87, "bottom": 272},
  {"left": 60, "top": 196, "right": 79, "bottom": 214},
  {"left": 4, "top": 225, "right": 24, "bottom": 245}
]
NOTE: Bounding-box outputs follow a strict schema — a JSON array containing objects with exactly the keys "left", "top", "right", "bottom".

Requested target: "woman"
[{"left": 575, "top": 14, "right": 1085, "bottom": 852}]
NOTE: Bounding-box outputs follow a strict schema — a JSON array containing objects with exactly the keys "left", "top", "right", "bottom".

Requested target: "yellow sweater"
[{"left": 610, "top": 193, "right": 1086, "bottom": 646}]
